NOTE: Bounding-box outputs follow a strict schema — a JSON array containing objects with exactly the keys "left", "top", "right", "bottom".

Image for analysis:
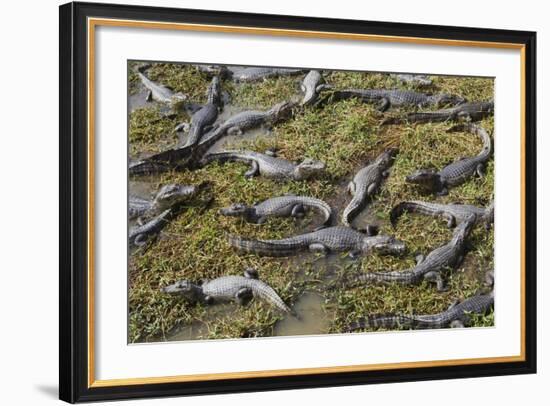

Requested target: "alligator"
[
  {"left": 161, "top": 268, "right": 293, "bottom": 314},
  {"left": 346, "top": 290, "right": 494, "bottom": 331},
  {"left": 352, "top": 215, "right": 475, "bottom": 291},
  {"left": 128, "top": 100, "right": 296, "bottom": 176},
  {"left": 382, "top": 100, "right": 494, "bottom": 124},
  {"left": 301, "top": 70, "right": 330, "bottom": 106},
  {"left": 200, "top": 150, "right": 326, "bottom": 181},
  {"left": 228, "top": 226, "right": 406, "bottom": 258},
  {"left": 406, "top": 123, "right": 492, "bottom": 195},
  {"left": 136, "top": 68, "right": 187, "bottom": 108},
  {"left": 129, "top": 184, "right": 203, "bottom": 220},
  {"left": 177, "top": 75, "right": 222, "bottom": 147},
  {"left": 326, "top": 89, "right": 465, "bottom": 112},
  {"left": 129, "top": 209, "right": 172, "bottom": 247},
  {"left": 390, "top": 200, "right": 494, "bottom": 229},
  {"left": 390, "top": 74, "right": 433, "bottom": 86},
  {"left": 232, "top": 67, "right": 306, "bottom": 82},
  {"left": 219, "top": 195, "right": 334, "bottom": 226},
  {"left": 342, "top": 148, "right": 398, "bottom": 227}
]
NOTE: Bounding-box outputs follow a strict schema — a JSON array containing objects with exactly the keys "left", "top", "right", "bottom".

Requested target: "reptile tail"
[
  {"left": 306, "top": 197, "right": 334, "bottom": 226},
  {"left": 390, "top": 201, "right": 431, "bottom": 227},
  {"left": 342, "top": 198, "right": 362, "bottom": 228},
  {"left": 227, "top": 235, "right": 299, "bottom": 257},
  {"left": 346, "top": 314, "right": 414, "bottom": 332}
]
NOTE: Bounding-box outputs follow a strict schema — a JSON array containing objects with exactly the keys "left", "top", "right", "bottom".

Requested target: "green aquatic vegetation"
[{"left": 128, "top": 63, "right": 494, "bottom": 342}]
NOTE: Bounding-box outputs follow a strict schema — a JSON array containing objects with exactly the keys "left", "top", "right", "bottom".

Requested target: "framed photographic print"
[{"left": 59, "top": 1, "right": 537, "bottom": 403}]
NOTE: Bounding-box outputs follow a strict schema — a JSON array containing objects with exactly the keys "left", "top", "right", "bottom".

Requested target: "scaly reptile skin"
[
  {"left": 128, "top": 209, "right": 172, "bottom": 248},
  {"left": 390, "top": 200, "right": 494, "bottom": 229},
  {"left": 128, "top": 100, "right": 296, "bottom": 176},
  {"left": 347, "top": 291, "right": 494, "bottom": 331},
  {"left": 390, "top": 74, "right": 433, "bottom": 86},
  {"left": 382, "top": 100, "right": 494, "bottom": 124},
  {"left": 232, "top": 67, "right": 306, "bottom": 82},
  {"left": 228, "top": 226, "right": 406, "bottom": 257},
  {"left": 353, "top": 215, "right": 475, "bottom": 290},
  {"left": 220, "top": 195, "right": 334, "bottom": 225},
  {"left": 342, "top": 148, "right": 398, "bottom": 227},
  {"left": 129, "top": 184, "right": 202, "bottom": 220},
  {"left": 161, "top": 270, "right": 292, "bottom": 314},
  {"left": 179, "top": 75, "right": 222, "bottom": 147},
  {"left": 406, "top": 123, "right": 493, "bottom": 195},
  {"left": 329, "top": 89, "right": 465, "bottom": 111},
  {"left": 200, "top": 150, "right": 326, "bottom": 181},
  {"left": 136, "top": 69, "right": 187, "bottom": 107},
  {"left": 301, "top": 70, "right": 326, "bottom": 106}
]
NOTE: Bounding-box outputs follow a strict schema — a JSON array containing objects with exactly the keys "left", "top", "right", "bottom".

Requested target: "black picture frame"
[{"left": 59, "top": 1, "right": 537, "bottom": 403}]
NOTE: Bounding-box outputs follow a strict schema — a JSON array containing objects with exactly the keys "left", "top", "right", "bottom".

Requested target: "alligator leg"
[
  {"left": 227, "top": 126, "right": 243, "bottom": 136},
  {"left": 174, "top": 122, "right": 190, "bottom": 132},
  {"left": 203, "top": 295, "right": 215, "bottom": 305},
  {"left": 244, "top": 268, "right": 259, "bottom": 279},
  {"left": 476, "top": 163, "right": 486, "bottom": 177},
  {"left": 449, "top": 320, "right": 465, "bottom": 328},
  {"left": 309, "top": 243, "right": 329, "bottom": 255},
  {"left": 377, "top": 98, "right": 391, "bottom": 112},
  {"left": 367, "top": 182, "right": 378, "bottom": 195},
  {"left": 436, "top": 186, "right": 449, "bottom": 196},
  {"left": 235, "top": 287, "right": 254, "bottom": 306},
  {"left": 442, "top": 213, "right": 457, "bottom": 228},
  {"left": 244, "top": 161, "right": 260, "bottom": 178},
  {"left": 447, "top": 299, "right": 460, "bottom": 311},
  {"left": 415, "top": 254, "right": 425, "bottom": 265},
  {"left": 424, "top": 271, "right": 447, "bottom": 291},
  {"left": 347, "top": 181, "right": 356, "bottom": 195},
  {"left": 145, "top": 90, "right": 152, "bottom": 102},
  {"left": 291, "top": 204, "right": 306, "bottom": 218},
  {"left": 134, "top": 234, "right": 149, "bottom": 247}
]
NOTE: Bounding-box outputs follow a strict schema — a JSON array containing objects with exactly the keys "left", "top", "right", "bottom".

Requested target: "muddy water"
[{"left": 273, "top": 292, "right": 332, "bottom": 336}]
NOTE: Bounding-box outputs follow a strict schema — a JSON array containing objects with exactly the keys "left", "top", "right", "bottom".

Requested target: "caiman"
[
  {"left": 390, "top": 74, "right": 433, "bottom": 86},
  {"left": 129, "top": 184, "right": 204, "bottom": 220},
  {"left": 232, "top": 67, "right": 306, "bottom": 82},
  {"left": 129, "top": 209, "right": 172, "bottom": 248},
  {"left": 390, "top": 200, "right": 494, "bottom": 229},
  {"left": 382, "top": 100, "right": 494, "bottom": 124},
  {"left": 346, "top": 290, "right": 494, "bottom": 331},
  {"left": 136, "top": 67, "right": 187, "bottom": 108},
  {"left": 352, "top": 215, "right": 475, "bottom": 291},
  {"left": 406, "top": 123, "right": 492, "bottom": 195},
  {"left": 219, "top": 195, "right": 334, "bottom": 226},
  {"left": 161, "top": 268, "right": 293, "bottom": 314},
  {"left": 200, "top": 150, "right": 326, "bottom": 181},
  {"left": 327, "top": 88, "right": 465, "bottom": 111},
  {"left": 228, "top": 226, "right": 406, "bottom": 258},
  {"left": 342, "top": 148, "right": 398, "bottom": 227},
  {"left": 128, "top": 100, "right": 296, "bottom": 176},
  {"left": 177, "top": 75, "right": 222, "bottom": 147}
]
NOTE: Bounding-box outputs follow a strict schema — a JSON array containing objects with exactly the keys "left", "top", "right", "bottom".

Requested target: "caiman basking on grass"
[
  {"left": 200, "top": 150, "right": 326, "bottom": 181},
  {"left": 390, "top": 74, "right": 433, "bottom": 86},
  {"left": 232, "top": 67, "right": 306, "bottom": 82},
  {"left": 176, "top": 75, "right": 222, "bottom": 147},
  {"left": 352, "top": 215, "right": 475, "bottom": 291},
  {"left": 406, "top": 123, "right": 493, "bottom": 195},
  {"left": 129, "top": 184, "right": 204, "bottom": 220},
  {"left": 390, "top": 200, "right": 494, "bottom": 229},
  {"left": 129, "top": 209, "right": 172, "bottom": 248},
  {"left": 228, "top": 226, "right": 406, "bottom": 258},
  {"left": 342, "top": 148, "right": 398, "bottom": 227},
  {"left": 128, "top": 100, "right": 296, "bottom": 176},
  {"left": 382, "top": 100, "right": 494, "bottom": 124},
  {"left": 136, "top": 66, "right": 187, "bottom": 108},
  {"left": 219, "top": 195, "right": 334, "bottom": 226},
  {"left": 161, "top": 268, "right": 293, "bottom": 314},
  {"left": 346, "top": 290, "right": 494, "bottom": 331},
  {"left": 326, "top": 88, "right": 465, "bottom": 111}
]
